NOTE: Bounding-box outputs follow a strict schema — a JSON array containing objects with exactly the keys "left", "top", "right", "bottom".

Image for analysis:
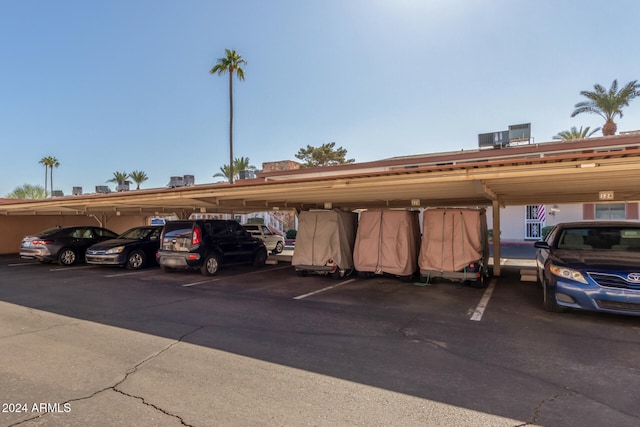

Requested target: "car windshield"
[
  {"left": 119, "top": 227, "right": 154, "bottom": 240},
  {"left": 557, "top": 227, "right": 640, "bottom": 251}
]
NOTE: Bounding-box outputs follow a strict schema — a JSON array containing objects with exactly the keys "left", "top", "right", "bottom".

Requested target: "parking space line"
[
  {"left": 294, "top": 278, "right": 356, "bottom": 300},
  {"left": 49, "top": 265, "right": 95, "bottom": 272},
  {"left": 8, "top": 262, "right": 39, "bottom": 267},
  {"left": 181, "top": 265, "right": 291, "bottom": 287},
  {"left": 470, "top": 278, "right": 497, "bottom": 321},
  {"left": 104, "top": 271, "right": 145, "bottom": 278},
  {"left": 182, "top": 278, "right": 222, "bottom": 287}
]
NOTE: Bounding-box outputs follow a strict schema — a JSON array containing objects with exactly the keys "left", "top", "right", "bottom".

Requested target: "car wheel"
[
  {"left": 58, "top": 248, "right": 77, "bottom": 266},
  {"left": 201, "top": 254, "right": 220, "bottom": 276},
  {"left": 126, "top": 250, "right": 146, "bottom": 270},
  {"left": 273, "top": 241, "right": 284, "bottom": 254},
  {"left": 543, "top": 277, "right": 564, "bottom": 313},
  {"left": 252, "top": 248, "right": 267, "bottom": 268}
]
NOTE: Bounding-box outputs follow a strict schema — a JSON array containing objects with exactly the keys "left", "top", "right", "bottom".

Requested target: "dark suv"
[{"left": 157, "top": 220, "right": 268, "bottom": 275}]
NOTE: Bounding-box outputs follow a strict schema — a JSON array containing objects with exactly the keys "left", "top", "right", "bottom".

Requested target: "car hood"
[
  {"left": 88, "top": 239, "right": 139, "bottom": 250},
  {"left": 551, "top": 250, "right": 640, "bottom": 270}
]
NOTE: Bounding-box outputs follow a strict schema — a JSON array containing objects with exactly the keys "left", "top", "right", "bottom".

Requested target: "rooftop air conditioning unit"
[
  {"left": 183, "top": 175, "right": 195, "bottom": 186},
  {"left": 95, "top": 185, "right": 111, "bottom": 194},
  {"left": 116, "top": 181, "right": 130, "bottom": 192},
  {"left": 52, "top": 190, "right": 64, "bottom": 197},
  {"left": 238, "top": 169, "right": 256, "bottom": 180},
  {"left": 168, "top": 176, "right": 184, "bottom": 188},
  {"left": 72, "top": 187, "right": 83, "bottom": 196}
]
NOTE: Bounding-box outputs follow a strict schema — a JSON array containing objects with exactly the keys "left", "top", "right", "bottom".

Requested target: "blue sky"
[{"left": 2, "top": 0, "right": 639, "bottom": 196}]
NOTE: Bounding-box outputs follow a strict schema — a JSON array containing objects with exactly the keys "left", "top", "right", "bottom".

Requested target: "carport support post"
[{"left": 492, "top": 200, "right": 501, "bottom": 277}]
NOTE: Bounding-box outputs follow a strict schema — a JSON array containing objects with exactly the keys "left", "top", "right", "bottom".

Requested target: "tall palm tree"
[
  {"left": 571, "top": 79, "right": 640, "bottom": 136},
  {"left": 210, "top": 48, "right": 247, "bottom": 184},
  {"left": 38, "top": 156, "right": 59, "bottom": 197},
  {"left": 39, "top": 157, "right": 49, "bottom": 197},
  {"left": 552, "top": 126, "right": 601, "bottom": 141},
  {"left": 129, "top": 170, "right": 148, "bottom": 190},
  {"left": 49, "top": 156, "right": 59, "bottom": 196}
]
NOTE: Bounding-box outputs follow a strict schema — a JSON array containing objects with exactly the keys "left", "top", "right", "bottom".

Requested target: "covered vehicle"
[
  {"left": 353, "top": 209, "right": 421, "bottom": 278},
  {"left": 20, "top": 226, "right": 119, "bottom": 266},
  {"left": 418, "top": 208, "right": 490, "bottom": 287},
  {"left": 86, "top": 225, "right": 163, "bottom": 270},
  {"left": 535, "top": 221, "right": 640, "bottom": 316},
  {"left": 292, "top": 209, "right": 357, "bottom": 278}
]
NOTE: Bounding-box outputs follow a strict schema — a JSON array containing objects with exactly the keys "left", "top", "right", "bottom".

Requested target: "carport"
[{"left": 2, "top": 135, "right": 640, "bottom": 275}]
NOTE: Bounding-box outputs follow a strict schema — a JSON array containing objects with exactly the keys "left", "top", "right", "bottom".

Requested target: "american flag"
[{"left": 537, "top": 204, "right": 546, "bottom": 222}]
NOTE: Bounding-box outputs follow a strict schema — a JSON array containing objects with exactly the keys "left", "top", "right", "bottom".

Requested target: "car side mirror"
[{"left": 534, "top": 241, "right": 550, "bottom": 249}]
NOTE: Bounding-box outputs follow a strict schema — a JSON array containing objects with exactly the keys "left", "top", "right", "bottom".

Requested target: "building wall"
[
  {"left": 487, "top": 202, "right": 640, "bottom": 241},
  {"left": 0, "top": 215, "right": 146, "bottom": 255}
]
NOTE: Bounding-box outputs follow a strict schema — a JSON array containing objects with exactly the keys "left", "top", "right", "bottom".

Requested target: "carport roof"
[{"left": 2, "top": 134, "right": 640, "bottom": 217}]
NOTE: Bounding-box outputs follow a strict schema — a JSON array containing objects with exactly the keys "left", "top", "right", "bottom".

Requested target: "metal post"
[{"left": 492, "top": 199, "right": 501, "bottom": 277}]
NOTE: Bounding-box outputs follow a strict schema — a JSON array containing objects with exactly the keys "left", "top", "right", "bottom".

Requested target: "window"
[{"left": 595, "top": 203, "right": 625, "bottom": 220}]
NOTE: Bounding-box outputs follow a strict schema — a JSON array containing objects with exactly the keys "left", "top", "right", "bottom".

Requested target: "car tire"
[
  {"left": 543, "top": 277, "right": 564, "bottom": 313},
  {"left": 273, "top": 241, "right": 284, "bottom": 254},
  {"left": 252, "top": 248, "right": 267, "bottom": 268},
  {"left": 58, "top": 248, "right": 77, "bottom": 266},
  {"left": 201, "top": 254, "right": 220, "bottom": 276},
  {"left": 126, "top": 250, "right": 146, "bottom": 270}
]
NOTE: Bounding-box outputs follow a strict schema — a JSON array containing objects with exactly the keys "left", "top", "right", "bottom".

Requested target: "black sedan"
[
  {"left": 86, "top": 226, "right": 163, "bottom": 270},
  {"left": 535, "top": 221, "right": 640, "bottom": 316},
  {"left": 20, "top": 226, "right": 119, "bottom": 266}
]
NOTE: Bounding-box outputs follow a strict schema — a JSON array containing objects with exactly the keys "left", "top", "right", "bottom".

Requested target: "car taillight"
[
  {"left": 192, "top": 227, "right": 201, "bottom": 246},
  {"left": 32, "top": 239, "right": 53, "bottom": 246}
]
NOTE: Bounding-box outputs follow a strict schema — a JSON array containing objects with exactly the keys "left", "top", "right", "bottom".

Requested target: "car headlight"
[
  {"left": 105, "top": 246, "right": 125, "bottom": 254},
  {"left": 549, "top": 264, "right": 588, "bottom": 284}
]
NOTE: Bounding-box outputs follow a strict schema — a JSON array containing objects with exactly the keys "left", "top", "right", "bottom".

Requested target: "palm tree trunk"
[
  {"left": 603, "top": 119, "right": 617, "bottom": 136},
  {"left": 50, "top": 168, "right": 54, "bottom": 196},
  {"left": 44, "top": 166, "right": 48, "bottom": 198},
  {"left": 229, "top": 71, "right": 234, "bottom": 184}
]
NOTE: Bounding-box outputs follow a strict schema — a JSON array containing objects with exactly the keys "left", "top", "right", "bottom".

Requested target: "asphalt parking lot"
[{"left": 1, "top": 253, "right": 639, "bottom": 427}]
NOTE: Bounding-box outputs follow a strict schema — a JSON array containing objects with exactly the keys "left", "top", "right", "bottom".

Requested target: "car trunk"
[{"left": 161, "top": 222, "right": 196, "bottom": 252}]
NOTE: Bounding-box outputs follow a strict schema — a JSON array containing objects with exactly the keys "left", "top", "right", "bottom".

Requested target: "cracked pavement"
[
  {"left": 1, "top": 259, "right": 639, "bottom": 427},
  {"left": 1, "top": 301, "right": 525, "bottom": 426}
]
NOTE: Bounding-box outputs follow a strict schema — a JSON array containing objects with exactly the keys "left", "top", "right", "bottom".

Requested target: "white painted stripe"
[
  {"left": 181, "top": 265, "right": 291, "bottom": 287},
  {"left": 294, "top": 278, "right": 355, "bottom": 300},
  {"left": 182, "top": 278, "right": 221, "bottom": 287},
  {"left": 8, "top": 262, "right": 38, "bottom": 267},
  {"left": 104, "top": 271, "right": 143, "bottom": 278},
  {"left": 49, "top": 265, "right": 95, "bottom": 272},
  {"left": 470, "top": 278, "right": 497, "bottom": 321}
]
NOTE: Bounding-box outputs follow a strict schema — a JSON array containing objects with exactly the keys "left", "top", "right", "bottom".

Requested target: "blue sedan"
[{"left": 535, "top": 221, "right": 640, "bottom": 316}]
